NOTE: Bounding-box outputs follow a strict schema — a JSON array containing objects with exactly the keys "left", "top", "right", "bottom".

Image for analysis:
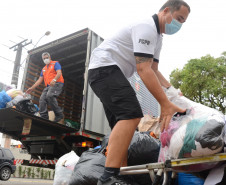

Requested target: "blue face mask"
[{"left": 165, "top": 17, "right": 182, "bottom": 35}]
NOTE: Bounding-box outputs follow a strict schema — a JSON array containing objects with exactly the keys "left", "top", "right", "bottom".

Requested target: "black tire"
[{"left": 0, "top": 167, "right": 11, "bottom": 181}]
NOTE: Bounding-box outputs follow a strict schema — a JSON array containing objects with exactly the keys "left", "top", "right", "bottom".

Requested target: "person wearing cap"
[
  {"left": 26, "top": 52, "right": 64, "bottom": 123},
  {"left": 88, "top": 0, "right": 190, "bottom": 184}
]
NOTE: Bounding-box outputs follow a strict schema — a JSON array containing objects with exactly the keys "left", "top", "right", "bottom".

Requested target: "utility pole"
[
  {"left": 3, "top": 34, "right": 49, "bottom": 148},
  {"left": 9, "top": 39, "right": 32, "bottom": 88},
  {"left": 2, "top": 39, "right": 32, "bottom": 149}
]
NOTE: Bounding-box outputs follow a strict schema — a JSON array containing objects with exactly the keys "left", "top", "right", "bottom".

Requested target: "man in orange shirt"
[{"left": 26, "top": 52, "right": 64, "bottom": 123}]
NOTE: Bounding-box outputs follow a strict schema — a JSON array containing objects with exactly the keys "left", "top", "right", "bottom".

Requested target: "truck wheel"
[{"left": 0, "top": 167, "right": 11, "bottom": 181}]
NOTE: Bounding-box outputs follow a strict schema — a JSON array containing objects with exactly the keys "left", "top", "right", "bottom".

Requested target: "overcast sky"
[{"left": 0, "top": 0, "right": 226, "bottom": 88}]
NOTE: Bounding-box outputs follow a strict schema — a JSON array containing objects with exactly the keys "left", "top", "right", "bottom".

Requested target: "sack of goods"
[
  {"left": 158, "top": 86, "right": 226, "bottom": 172},
  {"left": 14, "top": 98, "right": 37, "bottom": 115},
  {"left": 68, "top": 147, "right": 106, "bottom": 185},
  {"left": 6, "top": 89, "right": 24, "bottom": 99},
  {"left": 53, "top": 151, "right": 80, "bottom": 185},
  {"left": 0, "top": 90, "right": 12, "bottom": 108}
]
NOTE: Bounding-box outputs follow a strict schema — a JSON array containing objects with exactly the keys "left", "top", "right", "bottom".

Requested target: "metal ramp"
[{"left": 120, "top": 153, "right": 226, "bottom": 185}]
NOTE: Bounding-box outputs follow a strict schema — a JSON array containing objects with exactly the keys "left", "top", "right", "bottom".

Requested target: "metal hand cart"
[{"left": 120, "top": 153, "right": 226, "bottom": 185}]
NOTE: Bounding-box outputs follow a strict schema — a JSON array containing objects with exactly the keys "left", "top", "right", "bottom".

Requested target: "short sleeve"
[
  {"left": 132, "top": 23, "right": 157, "bottom": 58},
  {"left": 153, "top": 37, "right": 163, "bottom": 62},
  {"left": 54, "top": 62, "right": 62, "bottom": 71},
  {"left": 40, "top": 70, "right": 43, "bottom": 77}
]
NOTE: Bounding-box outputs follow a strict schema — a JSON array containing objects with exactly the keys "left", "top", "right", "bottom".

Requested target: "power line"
[
  {"left": 1, "top": 44, "right": 10, "bottom": 48},
  {"left": 9, "top": 40, "right": 17, "bottom": 44},
  {"left": 0, "top": 56, "right": 14, "bottom": 63},
  {"left": 0, "top": 56, "right": 25, "bottom": 69}
]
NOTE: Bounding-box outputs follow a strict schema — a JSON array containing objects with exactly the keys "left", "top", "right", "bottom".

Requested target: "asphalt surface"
[{"left": 0, "top": 178, "right": 53, "bottom": 185}]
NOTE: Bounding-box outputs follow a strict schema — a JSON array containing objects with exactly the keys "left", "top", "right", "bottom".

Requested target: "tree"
[{"left": 169, "top": 53, "right": 226, "bottom": 114}]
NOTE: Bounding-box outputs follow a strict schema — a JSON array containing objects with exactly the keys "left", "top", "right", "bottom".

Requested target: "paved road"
[{"left": 0, "top": 178, "right": 53, "bottom": 185}]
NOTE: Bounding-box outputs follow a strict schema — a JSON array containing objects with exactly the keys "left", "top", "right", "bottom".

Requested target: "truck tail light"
[
  {"left": 74, "top": 141, "right": 94, "bottom": 148},
  {"left": 82, "top": 142, "right": 86, "bottom": 147},
  {"left": 82, "top": 141, "right": 93, "bottom": 148}
]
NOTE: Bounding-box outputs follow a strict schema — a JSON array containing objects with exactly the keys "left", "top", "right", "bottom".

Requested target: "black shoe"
[
  {"left": 54, "top": 115, "right": 64, "bottom": 123},
  {"left": 97, "top": 175, "right": 134, "bottom": 185}
]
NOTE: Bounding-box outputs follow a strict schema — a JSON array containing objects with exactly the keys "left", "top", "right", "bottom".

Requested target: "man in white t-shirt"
[{"left": 88, "top": 0, "right": 190, "bottom": 184}]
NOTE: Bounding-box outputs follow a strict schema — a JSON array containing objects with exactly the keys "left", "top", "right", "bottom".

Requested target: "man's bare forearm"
[
  {"left": 151, "top": 61, "right": 171, "bottom": 88},
  {"left": 135, "top": 56, "right": 169, "bottom": 106},
  {"left": 31, "top": 77, "right": 43, "bottom": 89},
  {"left": 154, "top": 70, "right": 171, "bottom": 88}
]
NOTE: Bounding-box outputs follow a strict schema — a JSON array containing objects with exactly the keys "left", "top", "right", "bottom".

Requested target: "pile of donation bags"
[
  {"left": 159, "top": 87, "right": 225, "bottom": 172},
  {"left": 0, "top": 88, "right": 38, "bottom": 115},
  {"left": 53, "top": 86, "right": 225, "bottom": 184},
  {"left": 53, "top": 131, "right": 160, "bottom": 185}
]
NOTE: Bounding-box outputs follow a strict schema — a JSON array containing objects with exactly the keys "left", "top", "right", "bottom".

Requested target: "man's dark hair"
[{"left": 159, "top": 0, "right": 190, "bottom": 13}]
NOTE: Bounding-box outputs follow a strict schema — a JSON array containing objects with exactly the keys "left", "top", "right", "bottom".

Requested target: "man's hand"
[
  {"left": 26, "top": 87, "right": 33, "bottom": 94},
  {"left": 159, "top": 102, "right": 186, "bottom": 132},
  {"left": 50, "top": 80, "right": 56, "bottom": 87}
]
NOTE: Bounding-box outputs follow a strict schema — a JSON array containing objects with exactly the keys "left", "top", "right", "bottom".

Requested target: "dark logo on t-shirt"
[{"left": 139, "top": 39, "right": 150, "bottom": 45}]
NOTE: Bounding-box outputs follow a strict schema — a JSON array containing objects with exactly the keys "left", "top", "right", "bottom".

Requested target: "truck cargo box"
[{"left": 22, "top": 28, "right": 111, "bottom": 136}]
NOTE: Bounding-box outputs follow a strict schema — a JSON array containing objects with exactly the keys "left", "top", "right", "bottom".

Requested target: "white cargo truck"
[{"left": 0, "top": 28, "right": 159, "bottom": 166}]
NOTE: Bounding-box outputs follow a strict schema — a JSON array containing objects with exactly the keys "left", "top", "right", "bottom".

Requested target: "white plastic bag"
[
  {"left": 158, "top": 87, "right": 225, "bottom": 172},
  {"left": 53, "top": 151, "right": 80, "bottom": 185},
  {"left": 6, "top": 89, "right": 24, "bottom": 99},
  {"left": 6, "top": 95, "right": 24, "bottom": 108}
]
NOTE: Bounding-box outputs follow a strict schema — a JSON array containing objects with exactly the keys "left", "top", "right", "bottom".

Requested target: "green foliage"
[
  {"left": 22, "top": 167, "right": 26, "bottom": 178},
  {"left": 36, "top": 167, "right": 40, "bottom": 173},
  {"left": 170, "top": 53, "right": 226, "bottom": 114},
  {"left": 43, "top": 170, "right": 50, "bottom": 179},
  {"left": 47, "top": 170, "right": 51, "bottom": 179},
  {"left": 15, "top": 166, "right": 54, "bottom": 179},
  {"left": 170, "top": 68, "right": 183, "bottom": 89},
  {"left": 35, "top": 167, "right": 41, "bottom": 178},
  {"left": 40, "top": 169, "right": 44, "bottom": 179},
  {"left": 31, "top": 168, "right": 35, "bottom": 178},
  {"left": 27, "top": 167, "right": 32, "bottom": 178},
  {"left": 18, "top": 166, "right": 22, "bottom": 178}
]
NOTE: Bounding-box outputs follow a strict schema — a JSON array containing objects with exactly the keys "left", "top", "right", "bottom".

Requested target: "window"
[{"left": 4, "top": 149, "right": 13, "bottom": 158}]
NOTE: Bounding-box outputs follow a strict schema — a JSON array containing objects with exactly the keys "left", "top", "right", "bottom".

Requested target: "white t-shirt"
[{"left": 89, "top": 14, "right": 163, "bottom": 78}]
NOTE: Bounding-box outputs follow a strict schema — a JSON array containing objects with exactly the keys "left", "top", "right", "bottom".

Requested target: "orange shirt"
[{"left": 42, "top": 61, "right": 64, "bottom": 86}]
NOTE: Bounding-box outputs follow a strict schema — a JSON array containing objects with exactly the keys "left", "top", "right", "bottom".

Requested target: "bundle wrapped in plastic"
[
  {"left": 0, "top": 90, "right": 12, "bottom": 108},
  {"left": 6, "top": 89, "right": 24, "bottom": 99},
  {"left": 69, "top": 148, "right": 106, "bottom": 185},
  {"left": 159, "top": 86, "right": 226, "bottom": 172},
  {"left": 6, "top": 95, "right": 24, "bottom": 108},
  {"left": 53, "top": 151, "right": 79, "bottom": 185}
]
